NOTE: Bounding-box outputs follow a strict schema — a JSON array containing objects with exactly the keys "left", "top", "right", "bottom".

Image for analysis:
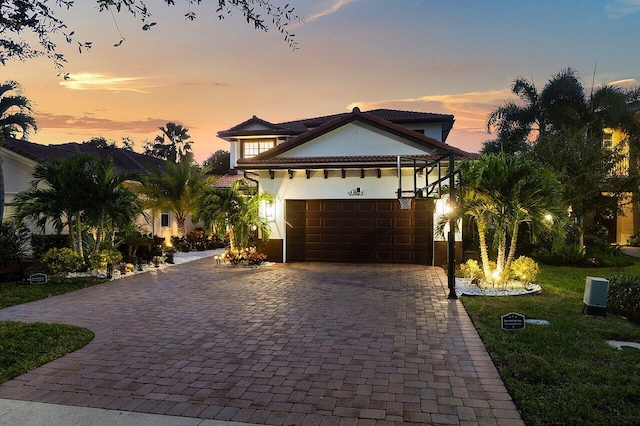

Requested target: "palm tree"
[
  {"left": 13, "top": 155, "right": 94, "bottom": 257},
  {"left": 138, "top": 153, "right": 209, "bottom": 237},
  {"left": 84, "top": 158, "right": 143, "bottom": 253},
  {"left": 196, "top": 180, "right": 273, "bottom": 251},
  {"left": 0, "top": 80, "right": 37, "bottom": 223},
  {"left": 13, "top": 155, "right": 144, "bottom": 257},
  {"left": 460, "top": 153, "right": 565, "bottom": 284},
  {"left": 487, "top": 68, "right": 640, "bottom": 146},
  {"left": 144, "top": 122, "right": 193, "bottom": 163}
]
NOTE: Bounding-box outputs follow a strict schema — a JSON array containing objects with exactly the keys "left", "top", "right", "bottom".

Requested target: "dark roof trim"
[
  {"left": 235, "top": 153, "right": 476, "bottom": 170},
  {"left": 217, "top": 115, "right": 291, "bottom": 138}
]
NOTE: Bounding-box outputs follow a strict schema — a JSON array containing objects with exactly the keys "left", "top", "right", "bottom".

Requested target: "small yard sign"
[
  {"left": 501, "top": 312, "right": 525, "bottom": 331},
  {"left": 29, "top": 273, "right": 48, "bottom": 285}
]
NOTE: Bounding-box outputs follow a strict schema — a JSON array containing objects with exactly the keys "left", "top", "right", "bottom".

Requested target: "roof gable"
[{"left": 218, "top": 116, "right": 292, "bottom": 138}]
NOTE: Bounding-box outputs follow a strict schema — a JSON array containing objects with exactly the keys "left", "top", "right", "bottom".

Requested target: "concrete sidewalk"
[
  {"left": 0, "top": 398, "right": 257, "bottom": 426},
  {"left": 622, "top": 245, "right": 640, "bottom": 258}
]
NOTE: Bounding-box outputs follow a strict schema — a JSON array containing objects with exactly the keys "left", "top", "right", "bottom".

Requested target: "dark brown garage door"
[{"left": 286, "top": 199, "right": 433, "bottom": 264}]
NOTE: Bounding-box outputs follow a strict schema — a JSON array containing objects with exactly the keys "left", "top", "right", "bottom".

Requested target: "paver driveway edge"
[{"left": 0, "top": 260, "right": 523, "bottom": 425}]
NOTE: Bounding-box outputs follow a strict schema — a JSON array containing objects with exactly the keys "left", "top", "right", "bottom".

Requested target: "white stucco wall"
[
  {"left": 1, "top": 148, "right": 39, "bottom": 221},
  {"left": 402, "top": 123, "right": 445, "bottom": 142},
  {"left": 278, "top": 122, "right": 436, "bottom": 158}
]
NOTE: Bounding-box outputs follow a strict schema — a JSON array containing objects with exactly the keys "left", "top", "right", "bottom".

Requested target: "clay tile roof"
[
  {"left": 2, "top": 138, "right": 166, "bottom": 175},
  {"left": 212, "top": 171, "right": 258, "bottom": 188},
  {"left": 235, "top": 108, "right": 472, "bottom": 168},
  {"left": 218, "top": 108, "right": 456, "bottom": 141}
]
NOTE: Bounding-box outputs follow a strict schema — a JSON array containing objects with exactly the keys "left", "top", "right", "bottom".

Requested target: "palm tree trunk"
[
  {"left": 505, "top": 223, "right": 520, "bottom": 276},
  {"left": 577, "top": 214, "right": 585, "bottom": 247},
  {"left": 75, "top": 214, "right": 84, "bottom": 258},
  {"left": 229, "top": 227, "right": 237, "bottom": 251},
  {"left": 477, "top": 221, "right": 492, "bottom": 281},
  {"left": 177, "top": 214, "right": 186, "bottom": 237}
]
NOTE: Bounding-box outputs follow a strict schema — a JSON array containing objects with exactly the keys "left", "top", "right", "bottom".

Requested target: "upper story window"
[
  {"left": 603, "top": 131, "right": 614, "bottom": 149},
  {"left": 242, "top": 139, "right": 275, "bottom": 158}
]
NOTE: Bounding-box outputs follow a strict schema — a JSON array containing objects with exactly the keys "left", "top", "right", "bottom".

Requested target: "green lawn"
[
  {"left": 0, "top": 321, "right": 93, "bottom": 383},
  {"left": 462, "top": 260, "right": 640, "bottom": 426},
  {"left": 0, "top": 277, "right": 103, "bottom": 385},
  {"left": 0, "top": 276, "right": 104, "bottom": 309}
]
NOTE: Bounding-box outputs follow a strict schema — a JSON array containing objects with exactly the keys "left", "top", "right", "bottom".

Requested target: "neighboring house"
[
  {"left": 1, "top": 138, "right": 191, "bottom": 240},
  {"left": 601, "top": 128, "right": 638, "bottom": 244},
  {"left": 218, "top": 107, "right": 475, "bottom": 264}
]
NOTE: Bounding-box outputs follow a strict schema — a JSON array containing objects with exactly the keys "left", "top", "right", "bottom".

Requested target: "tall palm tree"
[
  {"left": 0, "top": 80, "right": 37, "bottom": 223},
  {"left": 144, "top": 122, "right": 193, "bottom": 163},
  {"left": 460, "top": 153, "right": 565, "bottom": 284},
  {"left": 196, "top": 180, "right": 273, "bottom": 251},
  {"left": 138, "top": 153, "right": 209, "bottom": 237},
  {"left": 487, "top": 68, "right": 639, "bottom": 146}
]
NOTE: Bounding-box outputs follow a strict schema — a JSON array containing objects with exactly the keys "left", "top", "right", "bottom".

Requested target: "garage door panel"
[
  {"left": 396, "top": 218, "right": 412, "bottom": 228},
  {"left": 340, "top": 217, "right": 357, "bottom": 227},
  {"left": 286, "top": 199, "right": 432, "bottom": 264},
  {"left": 323, "top": 218, "right": 340, "bottom": 228},
  {"left": 396, "top": 235, "right": 413, "bottom": 245},
  {"left": 323, "top": 201, "right": 341, "bottom": 211},
  {"left": 377, "top": 218, "right": 394, "bottom": 228}
]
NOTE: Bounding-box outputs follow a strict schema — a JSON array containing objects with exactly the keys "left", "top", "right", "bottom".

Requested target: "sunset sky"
[{"left": 5, "top": 0, "right": 640, "bottom": 163}]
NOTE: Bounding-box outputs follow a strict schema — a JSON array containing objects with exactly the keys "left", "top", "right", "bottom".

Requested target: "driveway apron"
[{"left": 0, "top": 261, "right": 523, "bottom": 425}]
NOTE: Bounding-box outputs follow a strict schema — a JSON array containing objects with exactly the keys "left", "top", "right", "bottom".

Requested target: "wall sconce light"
[{"left": 262, "top": 200, "right": 275, "bottom": 220}]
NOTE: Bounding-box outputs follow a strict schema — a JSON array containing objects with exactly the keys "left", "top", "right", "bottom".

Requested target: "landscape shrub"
[
  {"left": 187, "top": 229, "right": 208, "bottom": 251},
  {"left": 88, "top": 248, "right": 123, "bottom": 272},
  {"left": 509, "top": 256, "right": 539, "bottom": 285},
  {"left": 607, "top": 275, "right": 640, "bottom": 323},
  {"left": 460, "top": 259, "right": 483, "bottom": 284},
  {"left": 535, "top": 243, "right": 586, "bottom": 266},
  {"left": 170, "top": 235, "right": 191, "bottom": 252},
  {"left": 41, "top": 248, "right": 83, "bottom": 277},
  {"left": 225, "top": 247, "right": 267, "bottom": 266},
  {"left": 119, "top": 233, "right": 163, "bottom": 264},
  {"left": 116, "top": 230, "right": 152, "bottom": 264},
  {"left": 588, "top": 244, "right": 632, "bottom": 268},
  {"left": 171, "top": 230, "right": 227, "bottom": 253},
  {"left": 0, "top": 223, "right": 30, "bottom": 267},
  {"left": 30, "top": 234, "right": 71, "bottom": 259}
]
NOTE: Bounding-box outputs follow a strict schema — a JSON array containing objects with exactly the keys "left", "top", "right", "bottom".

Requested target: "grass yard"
[
  {"left": 0, "top": 321, "right": 93, "bottom": 384},
  {"left": 0, "top": 277, "right": 103, "bottom": 384},
  {"left": 462, "top": 260, "right": 640, "bottom": 426},
  {"left": 0, "top": 276, "right": 105, "bottom": 309}
]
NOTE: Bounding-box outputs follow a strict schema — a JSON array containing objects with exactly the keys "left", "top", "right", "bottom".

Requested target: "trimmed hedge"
[{"left": 607, "top": 275, "right": 640, "bottom": 323}]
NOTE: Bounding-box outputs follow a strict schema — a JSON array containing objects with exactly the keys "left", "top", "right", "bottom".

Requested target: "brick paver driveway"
[{"left": 0, "top": 261, "right": 523, "bottom": 425}]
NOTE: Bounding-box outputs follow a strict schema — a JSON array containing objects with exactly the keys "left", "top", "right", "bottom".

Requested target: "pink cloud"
[{"left": 36, "top": 112, "right": 169, "bottom": 134}]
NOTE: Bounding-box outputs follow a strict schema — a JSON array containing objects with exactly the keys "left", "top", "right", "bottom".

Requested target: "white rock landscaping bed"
[
  {"left": 69, "top": 248, "right": 225, "bottom": 281},
  {"left": 455, "top": 277, "right": 542, "bottom": 297}
]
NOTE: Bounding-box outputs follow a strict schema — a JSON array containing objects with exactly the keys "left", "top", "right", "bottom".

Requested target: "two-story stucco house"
[{"left": 218, "top": 107, "right": 475, "bottom": 264}]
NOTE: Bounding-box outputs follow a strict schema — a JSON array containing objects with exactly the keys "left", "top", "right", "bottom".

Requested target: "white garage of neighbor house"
[{"left": 218, "top": 107, "right": 474, "bottom": 264}]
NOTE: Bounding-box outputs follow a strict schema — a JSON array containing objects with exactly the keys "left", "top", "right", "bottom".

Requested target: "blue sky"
[{"left": 7, "top": 0, "right": 640, "bottom": 161}]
